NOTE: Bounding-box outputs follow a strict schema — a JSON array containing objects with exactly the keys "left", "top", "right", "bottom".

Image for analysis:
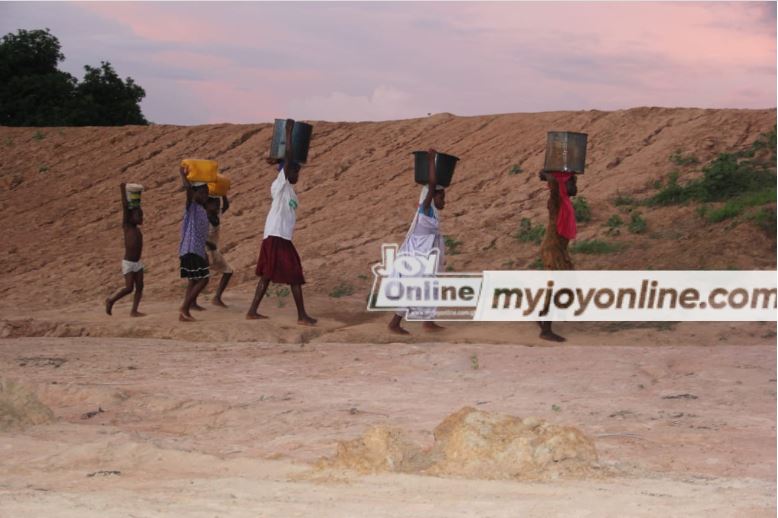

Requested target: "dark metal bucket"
[
  {"left": 543, "top": 131, "right": 587, "bottom": 174},
  {"left": 413, "top": 151, "right": 459, "bottom": 187},
  {"left": 270, "top": 119, "right": 313, "bottom": 164}
]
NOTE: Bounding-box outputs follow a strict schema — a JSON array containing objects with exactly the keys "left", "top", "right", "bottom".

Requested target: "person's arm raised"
[
  {"left": 422, "top": 148, "right": 437, "bottom": 212},
  {"left": 120, "top": 183, "right": 129, "bottom": 226},
  {"left": 179, "top": 166, "right": 193, "bottom": 205},
  {"left": 283, "top": 119, "right": 295, "bottom": 181}
]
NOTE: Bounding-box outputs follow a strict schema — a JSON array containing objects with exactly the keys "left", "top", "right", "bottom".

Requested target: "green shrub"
[
  {"left": 529, "top": 258, "right": 544, "bottom": 270},
  {"left": 612, "top": 193, "right": 636, "bottom": 206},
  {"left": 669, "top": 150, "right": 700, "bottom": 166},
  {"left": 509, "top": 164, "right": 523, "bottom": 175},
  {"left": 698, "top": 152, "right": 774, "bottom": 202},
  {"left": 606, "top": 214, "right": 623, "bottom": 229},
  {"left": 647, "top": 171, "right": 697, "bottom": 206},
  {"left": 749, "top": 207, "right": 777, "bottom": 235},
  {"left": 516, "top": 218, "right": 545, "bottom": 244},
  {"left": 605, "top": 214, "right": 623, "bottom": 235},
  {"left": 572, "top": 196, "right": 592, "bottom": 222},
  {"left": 751, "top": 125, "right": 777, "bottom": 161},
  {"left": 628, "top": 212, "right": 647, "bottom": 234},
  {"left": 267, "top": 286, "right": 290, "bottom": 307},
  {"left": 444, "top": 235, "right": 462, "bottom": 255},
  {"left": 329, "top": 282, "right": 355, "bottom": 298},
  {"left": 570, "top": 239, "right": 624, "bottom": 255},
  {"left": 706, "top": 202, "right": 743, "bottom": 223}
]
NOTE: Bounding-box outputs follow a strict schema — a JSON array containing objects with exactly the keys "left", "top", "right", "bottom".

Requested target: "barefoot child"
[
  {"left": 178, "top": 167, "right": 211, "bottom": 322},
  {"left": 106, "top": 183, "right": 145, "bottom": 317},
  {"left": 388, "top": 148, "right": 447, "bottom": 335},
  {"left": 194, "top": 194, "right": 233, "bottom": 307},
  {"left": 247, "top": 119, "right": 316, "bottom": 325}
]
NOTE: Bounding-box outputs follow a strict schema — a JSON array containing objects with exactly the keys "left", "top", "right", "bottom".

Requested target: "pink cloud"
[{"left": 11, "top": 2, "right": 773, "bottom": 123}]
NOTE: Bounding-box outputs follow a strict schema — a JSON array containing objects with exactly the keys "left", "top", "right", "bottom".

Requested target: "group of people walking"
[
  {"left": 105, "top": 120, "right": 316, "bottom": 326},
  {"left": 105, "top": 121, "right": 579, "bottom": 342}
]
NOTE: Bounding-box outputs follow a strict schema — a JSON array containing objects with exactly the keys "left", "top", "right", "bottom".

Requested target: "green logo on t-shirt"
[{"left": 288, "top": 199, "right": 298, "bottom": 210}]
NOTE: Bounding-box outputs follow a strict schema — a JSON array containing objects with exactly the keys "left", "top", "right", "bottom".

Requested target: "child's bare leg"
[
  {"left": 189, "top": 278, "right": 209, "bottom": 308},
  {"left": 213, "top": 272, "right": 232, "bottom": 307},
  {"left": 130, "top": 270, "right": 145, "bottom": 317},
  {"left": 106, "top": 273, "right": 134, "bottom": 316},
  {"left": 291, "top": 284, "right": 316, "bottom": 325},
  {"left": 246, "top": 277, "right": 270, "bottom": 319},
  {"left": 180, "top": 279, "right": 201, "bottom": 321},
  {"left": 388, "top": 314, "right": 409, "bottom": 335}
]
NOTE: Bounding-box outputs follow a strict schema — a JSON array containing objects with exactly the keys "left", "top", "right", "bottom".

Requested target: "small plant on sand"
[
  {"left": 749, "top": 207, "right": 777, "bottom": 236},
  {"left": 628, "top": 211, "right": 647, "bottom": 234},
  {"left": 551, "top": 404, "right": 561, "bottom": 413},
  {"left": 470, "top": 354, "right": 479, "bottom": 370},
  {"left": 612, "top": 192, "right": 636, "bottom": 207},
  {"left": 669, "top": 149, "right": 700, "bottom": 167},
  {"left": 38, "top": 164, "right": 49, "bottom": 173},
  {"left": 444, "top": 235, "right": 462, "bottom": 255},
  {"left": 4, "top": 137, "right": 13, "bottom": 147},
  {"left": 267, "top": 286, "right": 290, "bottom": 307},
  {"left": 357, "top": 273, "right": 369, "bottom": 281},
  {"left": 648, "top": 171, "right": 695, "bottom": 206},
  {"left": 516, "top": 218, "right": 545, "bottom": 244},
  {"left": 509, "top": 164, "right": 523, "bottom": 175},
  {"left": 32, "top": 130, "right": 45, "bottom": 141},
  {"left": 570, "top": 239, "right": 624, "bottom": 255},
  {"left": 329, "top": 282, "right": 355, "bottom": 298},
  {"left": 572, "top": 196, "right": 592, "bottom": 223},
  {"left": 605, "top": 214, "right": 623, "bottom": 235}
]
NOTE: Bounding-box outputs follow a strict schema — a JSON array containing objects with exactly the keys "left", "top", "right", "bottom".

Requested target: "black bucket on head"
[
  {"left": 270, "top": 119, "right": 313, "bottom": 164},
  {"left": 413, "top": 151, "right": 459, "bottom": 188},
  {"left": 543, "top": 131, "right": 587, "bottom": 174}
]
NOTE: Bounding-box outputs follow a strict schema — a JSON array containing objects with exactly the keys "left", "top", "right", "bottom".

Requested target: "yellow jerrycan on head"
[
  {"left": 181, "top": 159, "right": 218, "bottom": 184},
  {"left": 208, "top": 173, "right": 231, "bottom": 197}
]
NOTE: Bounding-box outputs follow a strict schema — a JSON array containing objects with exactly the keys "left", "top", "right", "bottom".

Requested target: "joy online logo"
[
  {"left": 372, "top": 244, "right": 440, "bottom": 278},
  {"left": 369, "top": 245, "right": 481, "bottom": 311}
]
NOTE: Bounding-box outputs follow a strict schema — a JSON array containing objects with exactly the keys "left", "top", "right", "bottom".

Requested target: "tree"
[
  {"left": 0, "top": 28, "right": 148, "bottom": 126},
  {"left": 0, "top": 28, "right": 77, "bottom": 126},
  {"left": 71, "top": 62, "right": 148, "bottom": 126}
]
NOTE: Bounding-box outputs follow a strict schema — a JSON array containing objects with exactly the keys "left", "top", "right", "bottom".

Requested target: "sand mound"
[
  {"left": 320, "top": 426, "right": 433, "bottom": 474},
  {"left": 427, "top": 406, "right": 599, "bottom": 480},
  {"left": 322, "top": 406, "right": 599, "bottom": 480},
  {"left": 0, "top": 378, "right": 54, "bottom": 431}
]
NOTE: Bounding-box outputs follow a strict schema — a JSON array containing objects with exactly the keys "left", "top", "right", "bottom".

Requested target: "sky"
[{"left": 1, "top": 1, "right": 776, "bottom": 125}]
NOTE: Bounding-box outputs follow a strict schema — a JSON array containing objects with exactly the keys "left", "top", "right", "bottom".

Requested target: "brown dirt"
[
  {"left": 0, "top": 108, "right": 775, "bottom": 321},
  {"left": 323, "top": 406, "right": 600, "bottom": 481},
  {"left": 0, "top": 377, "right": 54, "bottom": 431},
  {"left": 0, "top": 337, "right": 774, "bottom": 516},
  {"left": 0, "top": 108, "right": 775, "bottom": 515}
]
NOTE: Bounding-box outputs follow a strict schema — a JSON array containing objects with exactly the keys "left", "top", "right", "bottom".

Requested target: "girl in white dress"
[{"left": 388, "top": 148, "right": 447, "bottom": 335}]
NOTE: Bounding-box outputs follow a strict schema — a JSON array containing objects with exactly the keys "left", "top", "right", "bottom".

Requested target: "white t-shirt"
[{"left": 263, "top": 170, "right": 298, "bottom": 240}]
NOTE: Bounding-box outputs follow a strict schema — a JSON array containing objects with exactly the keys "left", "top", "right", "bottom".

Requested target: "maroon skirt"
[{"left": 256, "top": 236, "right": 306, "bottom": 285}]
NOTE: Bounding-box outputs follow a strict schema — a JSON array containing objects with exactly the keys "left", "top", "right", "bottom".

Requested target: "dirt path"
[{"left": 0, "top": 337, "right": 774, "bottom": 516}]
